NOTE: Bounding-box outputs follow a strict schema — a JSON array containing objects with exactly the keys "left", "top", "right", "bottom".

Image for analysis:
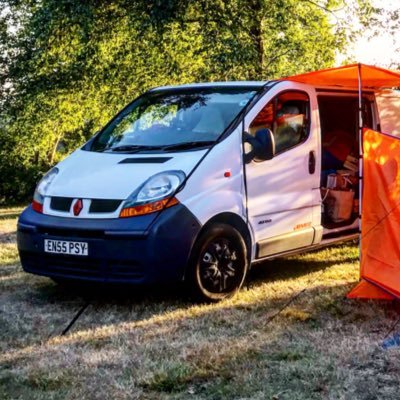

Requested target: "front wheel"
[{"left": 186, "top": 223, "right": 248, "bottom": 302}]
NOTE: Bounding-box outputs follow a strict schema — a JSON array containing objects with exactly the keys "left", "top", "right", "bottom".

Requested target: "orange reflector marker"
[
  {"left": 32, "top": 200, "right": 43, "bottom": 213},
  {"left": 119, "top": 197, "right": 179, "bottom": 218}
]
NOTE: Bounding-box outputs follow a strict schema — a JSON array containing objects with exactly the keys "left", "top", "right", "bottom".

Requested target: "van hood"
[{"left": 47, "top": 149, "right": 206, "bottom": 199}]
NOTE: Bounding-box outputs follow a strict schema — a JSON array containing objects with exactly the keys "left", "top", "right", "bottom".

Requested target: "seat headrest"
[{"left": 278, "top": 104, "right": 300, "bottom": 116}]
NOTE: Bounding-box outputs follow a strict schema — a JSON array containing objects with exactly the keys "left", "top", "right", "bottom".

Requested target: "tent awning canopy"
[{"left": 282, "top": 63, "right": 400, "bottom": 90}]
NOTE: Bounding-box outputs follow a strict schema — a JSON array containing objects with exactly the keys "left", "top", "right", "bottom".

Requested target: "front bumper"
[{"left": 17, "top": 204, "right": 201, "bottom": 284}]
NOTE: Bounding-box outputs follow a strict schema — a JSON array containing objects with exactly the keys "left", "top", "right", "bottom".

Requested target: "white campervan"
[{"left": 17, "top": 78, "right": 378, "bottom": 301}]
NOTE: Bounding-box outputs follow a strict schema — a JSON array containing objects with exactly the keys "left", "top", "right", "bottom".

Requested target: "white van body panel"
[
  {"left": 243, "top": 81, "right": 321, "bottom": 250},
  {"left": 46, "top": 148, "right": 207, "bottom": 200},
  {"left": 176, "top": 125, "right": 247, "bottom": 227},
  {"left": 39, "top": 80, "right": 362, "bottom": 257}
]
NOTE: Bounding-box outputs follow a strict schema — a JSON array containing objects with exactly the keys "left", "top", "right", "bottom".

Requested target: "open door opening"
[{"left": 318, "top": 94, "right": 373, "bottom": 231}]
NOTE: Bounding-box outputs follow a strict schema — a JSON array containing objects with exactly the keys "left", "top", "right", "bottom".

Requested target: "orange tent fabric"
[
  {"left": 282, "top": 63, "right": 400, "bottom": 89},
  {"left": 348, "top": 129, "right": 400, "bottom": 300},
  {"left": 347, "top": 279, "right": 395, "bottom": 300}
]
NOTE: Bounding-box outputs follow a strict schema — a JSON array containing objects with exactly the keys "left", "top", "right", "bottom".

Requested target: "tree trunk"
[
  {"left": 249, "top": 0, "right": 264, "bottom": 79},
  {"left": 50, "top": 133, "right": 62, "bottom": 165}
]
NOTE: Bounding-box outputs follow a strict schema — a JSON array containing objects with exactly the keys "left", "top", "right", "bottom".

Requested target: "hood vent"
[{"left": 119, "top": 157, "right": 172, "bottom": 164}]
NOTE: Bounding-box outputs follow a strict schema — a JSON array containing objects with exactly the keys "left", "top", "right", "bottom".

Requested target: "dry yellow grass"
[{"left": 1, "top": 207, "right": 400, "bottom": 399}]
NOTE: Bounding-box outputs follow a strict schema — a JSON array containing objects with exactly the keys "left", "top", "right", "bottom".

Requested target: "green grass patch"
[
  {"left": 0, "top": 243, "right": 19, "bottom": 267},
  {"left": 1, "top": 207, "right": 399, "bottom": 400},
  {"left": 141, "top": 363, "right": 193, "bottom": 393}
]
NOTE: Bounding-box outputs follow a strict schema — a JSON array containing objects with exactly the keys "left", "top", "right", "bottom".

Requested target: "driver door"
[{"left": 244, "top": 82, "right": 322, "bottom": 258}]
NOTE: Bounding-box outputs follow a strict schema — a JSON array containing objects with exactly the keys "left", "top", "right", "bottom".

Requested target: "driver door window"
[{"left": 249, "top": 91, "right": 310, "bottom": 154}]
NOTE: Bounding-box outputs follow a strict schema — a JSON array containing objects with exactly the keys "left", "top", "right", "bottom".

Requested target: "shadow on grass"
[
  {"left": 0, "top": 231, "right": 17, "bottom": 244},
  {"left": 47, "top": 280, "right": 191, "bottom": 307}
]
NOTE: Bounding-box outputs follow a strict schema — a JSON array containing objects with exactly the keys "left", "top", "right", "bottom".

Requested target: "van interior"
[{"left": 318, "top": 93, "right": 373, "bottom": 232}]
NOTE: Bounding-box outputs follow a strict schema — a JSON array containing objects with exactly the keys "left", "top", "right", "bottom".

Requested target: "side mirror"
[{"left": 243, "top": 128, "right": 275, "bottom": 163}]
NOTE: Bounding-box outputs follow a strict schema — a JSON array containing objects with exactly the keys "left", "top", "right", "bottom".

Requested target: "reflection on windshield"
[{"left": 91, "top": 88, "right": 258, "bottom": 152}]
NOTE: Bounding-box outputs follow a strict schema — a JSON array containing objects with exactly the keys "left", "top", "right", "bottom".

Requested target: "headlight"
[
  {"left": 120, "top": 170, "right": 185, "bottom": 218},
  {"left": 32, "top": 167, "right": 59, "bottom": 213}
]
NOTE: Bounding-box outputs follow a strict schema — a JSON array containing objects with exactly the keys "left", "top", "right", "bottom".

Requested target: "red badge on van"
[{"left": 73, "top": 199, "right": 83, "bottom": 216}]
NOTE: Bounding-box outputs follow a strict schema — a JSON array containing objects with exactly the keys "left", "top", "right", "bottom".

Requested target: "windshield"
[{"left": 90, "top": 87, "right": 259, "bottom": 152}]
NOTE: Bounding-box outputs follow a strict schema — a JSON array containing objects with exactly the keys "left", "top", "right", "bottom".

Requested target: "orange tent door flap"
[{"left": 349, "top": 129, "right": 400, "bottom": 300}]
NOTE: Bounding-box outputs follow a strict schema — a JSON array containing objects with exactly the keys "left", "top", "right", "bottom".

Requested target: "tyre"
[{"left": 186, "top": 223, "right": 248, "bottom": 302}]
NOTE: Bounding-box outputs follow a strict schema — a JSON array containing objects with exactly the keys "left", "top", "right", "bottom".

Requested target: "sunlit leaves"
[{"left": 0, "top": 0, "right": 378, "bottom": 202}]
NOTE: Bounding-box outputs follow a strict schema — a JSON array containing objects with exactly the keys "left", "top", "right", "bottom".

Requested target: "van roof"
[{"left": 150, "top": 81, "right": 270, "bottom": 91}]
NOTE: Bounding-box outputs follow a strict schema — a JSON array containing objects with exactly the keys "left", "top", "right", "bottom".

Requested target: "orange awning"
[{"left": 282, "top": 63, "right": 400, "bottom": 89}]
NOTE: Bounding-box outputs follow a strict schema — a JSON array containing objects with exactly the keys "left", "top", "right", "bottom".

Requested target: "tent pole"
[{"left": 358, "top": 63, "right": 363, "bottom": 269}]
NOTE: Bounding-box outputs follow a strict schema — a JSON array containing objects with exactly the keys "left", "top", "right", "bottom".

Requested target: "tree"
[{"left": 0, "top": 0, "right": 377, "bottom": 203}]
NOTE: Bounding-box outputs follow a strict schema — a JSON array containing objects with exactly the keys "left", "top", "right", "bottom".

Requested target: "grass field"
[{"left": 1, "top": 207, "right": 400, "bottom": 399}]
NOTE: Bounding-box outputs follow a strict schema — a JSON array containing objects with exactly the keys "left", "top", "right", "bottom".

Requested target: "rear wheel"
[{"left": 186, "top": 223, "right": 248, "bottom": 302}]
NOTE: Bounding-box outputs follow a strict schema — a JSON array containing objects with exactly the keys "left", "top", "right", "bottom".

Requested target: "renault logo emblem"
[{"left": 73, "top": 199, "right": 83, "bottom": 216}]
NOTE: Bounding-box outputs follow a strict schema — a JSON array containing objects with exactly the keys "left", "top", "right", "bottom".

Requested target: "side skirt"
[
  {"left": 253, "top": 231, "right": 358, "bottom": 263},
  {"left": 256, "top": 226, "right": 321, "bottom": 259}
]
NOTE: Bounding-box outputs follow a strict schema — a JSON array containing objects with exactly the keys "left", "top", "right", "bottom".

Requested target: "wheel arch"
[
  {"left": 185, "top": 212, "right": 252, "bottom": 279},
  {"left": 204, "top": 213, "right": 251, "bottom": 254}
]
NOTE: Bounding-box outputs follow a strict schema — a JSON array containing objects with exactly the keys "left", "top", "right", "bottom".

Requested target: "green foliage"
[{"left": 0, "top": 0, "right": 372, "bottom": 202}]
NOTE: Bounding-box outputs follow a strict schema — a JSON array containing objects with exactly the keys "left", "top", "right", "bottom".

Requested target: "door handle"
[{"left": 308, "top": 151, "right": 316, "bottom": 174}]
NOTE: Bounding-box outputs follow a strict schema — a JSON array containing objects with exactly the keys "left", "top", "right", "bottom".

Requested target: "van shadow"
[{"left": 55, "top": 280, "right": 190, "bottom": 306}]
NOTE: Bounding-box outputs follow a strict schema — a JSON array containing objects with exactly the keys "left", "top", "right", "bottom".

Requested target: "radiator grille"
[
  {"left": 50, "top": 197, "right": 73, "bottom": 212},
  {"left": 49, "top": 197, "right": 122, "bottom": 214},
  {"left": 89, "top": 199, "right": 121, "bottom": 213}
]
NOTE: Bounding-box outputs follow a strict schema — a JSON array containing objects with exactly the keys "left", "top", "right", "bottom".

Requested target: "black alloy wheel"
[{"left": 187, "top": 223, "right": 248, "bottom": 302}]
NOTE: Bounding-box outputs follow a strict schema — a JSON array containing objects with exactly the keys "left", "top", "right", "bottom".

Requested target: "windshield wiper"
[
  {"left": 107, "top": 141, "right": 215, "bottom": 153},
  {"left": 109, "top": 145, "right": 164, "bottom": 153},
  {"left": 161, "top": 141, "right": 215, "bottom": 152}
]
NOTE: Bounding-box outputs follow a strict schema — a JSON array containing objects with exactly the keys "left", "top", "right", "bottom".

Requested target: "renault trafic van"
[{"left": 17, "top": 80, "right": 375, "bottom": 301}]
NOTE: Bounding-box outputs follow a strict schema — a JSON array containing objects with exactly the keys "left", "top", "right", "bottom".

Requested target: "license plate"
[{"left": 44, "top": 239, "right": 88, "bottom": 256}]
